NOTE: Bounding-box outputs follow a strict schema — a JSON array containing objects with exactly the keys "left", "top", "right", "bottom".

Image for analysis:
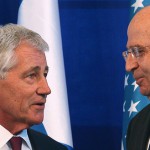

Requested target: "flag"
[
  {"left": 17, "top": 0, "right": 73, "bottom": 148},
  {"left": 122, "top": 1, "right": 150, "bottom": 150}
]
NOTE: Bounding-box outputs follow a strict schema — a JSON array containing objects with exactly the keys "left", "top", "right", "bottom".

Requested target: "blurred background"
[
  {"left": 0, "top": 0, "right": 130, "bottom": 149},
  {"left": 58, "top": 0, "right": 129, "bottom": 149}
]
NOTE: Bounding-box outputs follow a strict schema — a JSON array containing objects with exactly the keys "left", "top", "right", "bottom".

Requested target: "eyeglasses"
[{"left": 122, "top": 46, "right": 150, "bottom": 61}]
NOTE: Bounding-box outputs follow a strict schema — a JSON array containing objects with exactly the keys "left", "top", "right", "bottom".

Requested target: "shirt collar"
[
  {"left": 0, "top": 125, "right": 13, "bottom": 148},
  {"left": 0, "top": 125, "right": 32, "bottom": 149},
  {"left": 17, "top": 129, "right": 32, "bottom": 150}
]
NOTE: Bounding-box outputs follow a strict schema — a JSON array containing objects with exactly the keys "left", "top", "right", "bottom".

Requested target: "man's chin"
[
  {"left": 139, "top": 86, "right": 150, "bottom": 97},
  {"left": 28, "top": 116, "right": 44, "bottom": 126}
]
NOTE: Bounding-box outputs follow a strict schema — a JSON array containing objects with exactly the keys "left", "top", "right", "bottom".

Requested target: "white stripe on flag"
[{"left": 17, "top": 0, "right": 73, "bottom": 146}]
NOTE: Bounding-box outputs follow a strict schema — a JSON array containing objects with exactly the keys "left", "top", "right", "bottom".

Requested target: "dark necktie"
[{"left": 10, "top": 137, "right": 22, "bottom": 150}]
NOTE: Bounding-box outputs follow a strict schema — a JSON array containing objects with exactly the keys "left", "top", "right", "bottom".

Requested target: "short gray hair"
[{"left": 0, "top": 23, "right": 49, "bottom": 79}]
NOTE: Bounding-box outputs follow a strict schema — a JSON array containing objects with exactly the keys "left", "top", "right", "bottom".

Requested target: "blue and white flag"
[
  {"left": 122, "top": 1, "right": 150, "bottom": 150},
  {"left": 17, "top": 0, "right": 73, "bottom": 148}
]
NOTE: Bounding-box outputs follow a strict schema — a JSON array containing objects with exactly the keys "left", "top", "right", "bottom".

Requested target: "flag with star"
[{"left": 122, "top": 1, "right": 150, "bottom": 150}]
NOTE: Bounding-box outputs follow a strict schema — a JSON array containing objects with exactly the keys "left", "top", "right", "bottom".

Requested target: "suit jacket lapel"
[
  {"left": 140, "top": 106, "right": 150, "bottom": 150},
  {"left": 129, "top": 105, "right": 150, "bottom": 150},
  {"left": 27, "top": 129, "right": 43, "bottom": 150}
]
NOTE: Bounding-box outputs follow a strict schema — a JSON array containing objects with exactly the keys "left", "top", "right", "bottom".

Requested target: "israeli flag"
[{"left": 17, "top": 0, "right": 73, "bottom": 148}]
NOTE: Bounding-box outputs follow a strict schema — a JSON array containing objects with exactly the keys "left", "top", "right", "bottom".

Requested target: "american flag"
[{"left": 122, "top": 1, "right": 150, "bottom": 150}]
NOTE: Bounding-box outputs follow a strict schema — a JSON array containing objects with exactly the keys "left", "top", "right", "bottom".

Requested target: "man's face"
[
  {"left": 0, "top": 43, "right": 51, "bottom": 130},
  {"left": 126, "top": 15, "right": 150, "bottom": 98}
]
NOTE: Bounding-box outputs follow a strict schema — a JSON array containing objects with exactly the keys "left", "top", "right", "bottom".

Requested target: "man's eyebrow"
[
  {"left": 128, "top": 44, "right": 144, "bottom": 49},
  {"left": 22, "top": 67, "right": 40, "bottom": 75},
  {"left": 23, "top": 66, "right": 48, "bottom": 75}
]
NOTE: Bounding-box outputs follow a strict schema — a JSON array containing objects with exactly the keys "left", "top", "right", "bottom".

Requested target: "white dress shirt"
[{"left": 0, "top": 125, "right": 32, "bottom": 150}]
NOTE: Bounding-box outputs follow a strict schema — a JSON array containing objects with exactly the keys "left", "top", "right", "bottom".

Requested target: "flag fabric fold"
[
  {"left": 122, "top": 1, "right": 150, "bottom": 149},
  {"left": 17, "top": 0, "right": 73, "bottom": 148}
]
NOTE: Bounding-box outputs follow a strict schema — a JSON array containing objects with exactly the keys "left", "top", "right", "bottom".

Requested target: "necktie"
[{"left": 10, "top": 137, "right": 22, "bottom": 150}]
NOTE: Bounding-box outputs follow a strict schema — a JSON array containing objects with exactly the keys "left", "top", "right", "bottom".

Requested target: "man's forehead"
[
  {"left": 130, "top": 6, "right": 150, "bottom": 21},
  {"left": 127, "top": 31, "right": 149, "bottom": 48},
  {"left": 128, "top": 6, "right": 150, "bottom": 33},
  {"left": 127, "top": 9, "right": 150, "bottom": 48}
]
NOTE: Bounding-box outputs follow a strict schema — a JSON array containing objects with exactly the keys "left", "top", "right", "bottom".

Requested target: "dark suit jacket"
[
  {"left": 27, "top": 129, "right": 68, "bottom": 150},
  {"left": 126, "top": 104, "right": 150, "bottom": 150}
]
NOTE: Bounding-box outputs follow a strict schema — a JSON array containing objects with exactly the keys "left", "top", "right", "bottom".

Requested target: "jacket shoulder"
[
  {"left": 126, "top": 104, "right": 150, "bottom": 150},
  {"left": 28, "top": 129, "right": 68, "bottom": 150}
]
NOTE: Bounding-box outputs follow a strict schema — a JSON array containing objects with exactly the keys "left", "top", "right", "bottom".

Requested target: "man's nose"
[
  {"left": 37, "top": 78, "right": 51, "bottom": 96},
  {"left": 125, "top": 54, "right": 139, "bottom": 72}
]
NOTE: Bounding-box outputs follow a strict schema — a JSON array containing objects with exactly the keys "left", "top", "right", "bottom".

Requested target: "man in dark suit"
[
  {"left": 0, "top": 23, "right": 67, "bottom": 150},
  {"left": 122, "top": 6, "right": 150, "bottom": 150}
]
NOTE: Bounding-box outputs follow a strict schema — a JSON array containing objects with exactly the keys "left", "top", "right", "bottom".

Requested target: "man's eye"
[
  {"left": 44, "top": 73, "right": 48, "bottom": 78},
  {"left": 137, "top": 50, "right": 145, "bottom": 56},
  {"left": 133, "top": 48, "right": 145, "bottom": 57},
  {"left": 27, "top": 73, "right": 37, "bottom": 79}
]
